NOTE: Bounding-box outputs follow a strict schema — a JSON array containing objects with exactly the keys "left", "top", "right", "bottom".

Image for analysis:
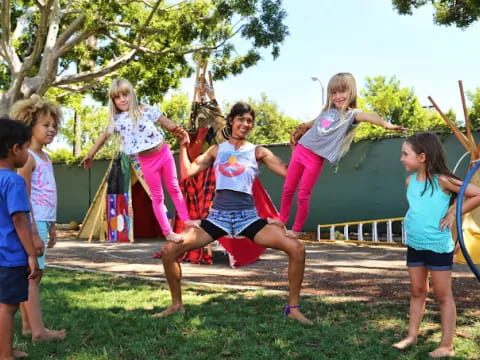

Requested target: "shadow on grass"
[{"left": 13, "top": 269, "right": 479, "bottom": 360}]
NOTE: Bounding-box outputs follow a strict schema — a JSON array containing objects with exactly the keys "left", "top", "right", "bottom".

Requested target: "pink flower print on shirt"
[
  {"left": 32, "top": 162, "right": 55, "bottom": 208},
  {"left": 320, "top": 118, "right": 332, "bottom": 129}
]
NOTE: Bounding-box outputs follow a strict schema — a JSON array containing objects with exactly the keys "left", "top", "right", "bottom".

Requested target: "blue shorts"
[
  {"left": 406, "top": 246, "right": 454, "bottom": 271},
  {"left": 0, "top": 266, "right": 29, "bottom": 304},
  {"left": 36, "top": 221, "right": 51, "bottom": 270},
  {"left": 202, "top": 208, "right": 267, "bottom": 240}
]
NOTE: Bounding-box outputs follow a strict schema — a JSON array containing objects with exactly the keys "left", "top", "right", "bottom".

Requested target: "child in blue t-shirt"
[{"left": 0, "top": 118, "right": 40, "bottom": 360}]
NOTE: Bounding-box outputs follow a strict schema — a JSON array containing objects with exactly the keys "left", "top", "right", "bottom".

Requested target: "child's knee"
[
  {"left": 161, "top": 242, "right": 182, "bottom": 259},
  {"left": 411, "top": 286, "right": 428, "bottom": 299}
]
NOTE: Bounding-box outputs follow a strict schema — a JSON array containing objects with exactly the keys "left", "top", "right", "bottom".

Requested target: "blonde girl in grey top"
[{"left": 280, "top": 72, "right": 407, "bottom": 238}]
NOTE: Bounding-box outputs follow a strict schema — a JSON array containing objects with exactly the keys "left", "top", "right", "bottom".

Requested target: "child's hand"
[
  {"left": 384, "top": 123, "right": 408, "bottom": 131},
  {"left": 27, "top": 256, "right": 40, "bottom": 280},
  {"left": 440, "top": 211, "right": 455, "bottom": 231},
  {"left": 290, "top": 124, "right": 309, "bottom": 145},
  {"left": 80, "top": 154, "right": 94, "bottom": 169},
  {"left": 173, "top": 126, "right": 190, "bottom": 145},
  {"left": 33, "top": 232, "right": 45, "bottom": 256}
]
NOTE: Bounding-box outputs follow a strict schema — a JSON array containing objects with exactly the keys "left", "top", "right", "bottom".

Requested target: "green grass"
[{"left": 13, "top": 269, "right": 480, "bottom": 359}]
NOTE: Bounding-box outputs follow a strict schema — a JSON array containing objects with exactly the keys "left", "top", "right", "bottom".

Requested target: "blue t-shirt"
[{"left": 0, "top": 169, "right": 30, "bottom": 266}]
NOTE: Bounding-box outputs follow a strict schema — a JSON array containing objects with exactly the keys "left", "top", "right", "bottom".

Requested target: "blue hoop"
[{"left": 456, "top": 161, "right": 480, "bottom": 281}]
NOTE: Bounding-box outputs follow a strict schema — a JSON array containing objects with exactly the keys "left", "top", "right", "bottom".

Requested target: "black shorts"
[
  {"left": 406, "top": 246, "right": 454, "bottom": 271},
  {"left": 0, "top": 266, "right": 29, "bottom": 304},
  {"left": 201, "top": 218, "right": 268, "bottom": 241}
]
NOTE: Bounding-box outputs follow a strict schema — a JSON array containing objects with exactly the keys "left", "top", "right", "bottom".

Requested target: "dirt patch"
[{"left": 49, "top": 230, "right": 480, "bottom": 308}]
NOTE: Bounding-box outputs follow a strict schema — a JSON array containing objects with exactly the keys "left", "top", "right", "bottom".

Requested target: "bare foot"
[
  {"left": 32, "top": 328, "right": 67, "bottom": 342},
  {"left": 152, "top": 304, "right": 185, "bottom": 317},
  {"left": 285, "top": 229, "right": 300, "bottom": 239},
  {"left": 392, "top": 336, "right": 417, "bottom": 350},
  {"left": 22, "top": 329, "right": 31, "bottom": 337},
  {"left": 14, "top": 349, "right": 28, "bottom": 358},
  {"left": 165, "top": 232, "right": 184, "bottom": 243},
  {"left": 286, "top": 308, "right": 313, "bottom": 325},
  {"left": 184, "top": 220, "right": 200, "bottom": 229},
  {"left": 429, "top": 346, "right": 455, "bottom": 358}
]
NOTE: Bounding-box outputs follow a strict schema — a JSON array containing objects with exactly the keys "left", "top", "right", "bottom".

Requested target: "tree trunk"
[{"left": 73, "top": 111, "right": 82, "bottom": 156}]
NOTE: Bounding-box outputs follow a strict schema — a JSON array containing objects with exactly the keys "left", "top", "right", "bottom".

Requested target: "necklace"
[{"left": 230, "top": 135, "right": 246, "bottom": 140}]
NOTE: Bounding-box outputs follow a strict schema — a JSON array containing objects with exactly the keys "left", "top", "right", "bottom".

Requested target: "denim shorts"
[
  {"left": 203, "top": 208, "right": 265, "bottom": 238},
  {"left": 0, "top": 266, "right": 29, "bottom": 304},
  {"left": 406, "top": 246, "right": 454, "bottom": 271},
  {"left": 36, "top": 221, "right": 51, "bottom": 270}
]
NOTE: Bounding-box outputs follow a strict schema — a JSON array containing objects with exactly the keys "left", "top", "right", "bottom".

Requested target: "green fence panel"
[{"left": 55, "top": 133, "right": 473, "bottom": 231}]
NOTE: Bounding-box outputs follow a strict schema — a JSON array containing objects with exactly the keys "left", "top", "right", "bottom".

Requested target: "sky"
[{"left": 177, "top": 0, "right": 480, "bottom": 122}]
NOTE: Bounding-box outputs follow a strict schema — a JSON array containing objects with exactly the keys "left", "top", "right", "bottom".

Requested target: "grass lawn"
[{"left": 13, "top": 268, "right": 480, "bottom": 359}]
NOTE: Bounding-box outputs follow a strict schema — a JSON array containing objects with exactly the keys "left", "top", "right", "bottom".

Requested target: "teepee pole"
[
  {"left": 428, "top": 96, "right": 472, "bottom": 152},
  {"left": 458, "top": 80, "right": 478, "bottom": 159}
]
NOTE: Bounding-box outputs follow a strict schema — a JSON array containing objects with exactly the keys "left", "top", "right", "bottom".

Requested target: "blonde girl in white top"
[{"left": 81, "top": 78, "right": 199, "bottom": 242}]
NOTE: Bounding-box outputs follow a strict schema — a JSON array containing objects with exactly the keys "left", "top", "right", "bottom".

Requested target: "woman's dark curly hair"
[{"left": 223, "top": 102, "right": 255, "bottom": 138}]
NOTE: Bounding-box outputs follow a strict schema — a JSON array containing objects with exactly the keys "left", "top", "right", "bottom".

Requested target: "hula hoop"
[{"left": 456, "top": 160, "right": 480, "bottom": 281}]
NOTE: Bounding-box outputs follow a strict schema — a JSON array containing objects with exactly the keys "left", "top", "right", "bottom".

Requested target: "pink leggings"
[
  {"left": 137, "top": 144, "right": 190, "bottom": 235},
  {"left": 280, "top": 144, "right": 324, "bottom": 232}
]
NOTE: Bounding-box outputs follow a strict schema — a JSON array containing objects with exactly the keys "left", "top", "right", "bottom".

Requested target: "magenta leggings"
[
  {"left": 280, "top": 144, "right": 324, "bottom": 232},
  {"left": 137, "top": 144, "right": 190, "bottom": 235}
]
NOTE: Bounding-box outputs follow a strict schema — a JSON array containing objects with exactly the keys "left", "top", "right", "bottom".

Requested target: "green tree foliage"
[
  {"left": 58, "top": 101, "right": 117, "bottom": 158},
  {"left": 160, "top": 92, "right": 191, "bottom": 151},
  {"left": 392, "top": 0, "right": 480, "bottom": 28},
  {"left": 245, "top": 93, "right": 301, "bottom": 144},
  {"left": 468, "top": 88, "right": 480, "bottom": 129},
  {"left": 355, "top": 76, "right": 449, "bottom": 140},
  {"left": 0, "top": 0, "right": 289, "bottom": 114}
]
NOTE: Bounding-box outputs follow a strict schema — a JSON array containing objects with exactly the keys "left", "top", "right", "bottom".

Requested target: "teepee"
[
  {"left": 428, "top": 81, "right": 480, "bottom": 264},
  {"left": 77, "top": 153, "right": 163, "bottom": 242}
]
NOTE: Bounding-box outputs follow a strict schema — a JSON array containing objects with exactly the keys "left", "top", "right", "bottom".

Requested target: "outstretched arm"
[
  {"left": 179, "top": 144, "right": 217, "bottom": 178},
  {"left": 80, "top": 131, "right": 111, "bottom": 169},
  {"left": 157, "top": 114, "right": 190, "bottom": 145},
  {"left": 355, "top": 112, "right": 408, "bottom": 131},
  {"left": 256, "top": 146, "right": 288, "bottom": 177}
]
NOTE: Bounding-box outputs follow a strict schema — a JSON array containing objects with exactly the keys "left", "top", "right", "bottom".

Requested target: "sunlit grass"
[{"left": 12, "top": 269, "right": 480, "bottom": 359}]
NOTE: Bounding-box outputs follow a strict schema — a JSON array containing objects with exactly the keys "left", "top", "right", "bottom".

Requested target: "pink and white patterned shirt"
[
  {"left": 28, "top": 150, "right": 57, "bottom": 221},
  {"left": 107, "top": 105, "right": 165, "bottom": 155}
]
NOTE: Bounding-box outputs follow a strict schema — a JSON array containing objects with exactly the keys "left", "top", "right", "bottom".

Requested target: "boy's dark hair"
[{"left": 0, "top": 118, "right": 31, "bottom": 158}]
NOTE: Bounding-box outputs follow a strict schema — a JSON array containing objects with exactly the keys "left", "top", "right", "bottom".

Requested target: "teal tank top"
[{"left": 404, "top": 173, "right": 454, "bottom": 253}]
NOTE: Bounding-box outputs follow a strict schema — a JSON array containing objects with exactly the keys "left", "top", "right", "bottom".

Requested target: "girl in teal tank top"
[{"left": 394, "top": 132, "right": 480, "bottom": 358}]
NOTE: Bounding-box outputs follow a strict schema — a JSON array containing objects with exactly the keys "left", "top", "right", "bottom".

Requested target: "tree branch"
[
  {"left": 55, "top": 28, "right": 98, "bottom": 58},
  {"left": 1, "top": 0, "right": 11, "bottom": 50},
  {"left": 23, "top": 0, "right": 55, "bottom": 69},
  {"left": 12, "top": 6, "right": 36, "bottom": 41},
  {"left": 55, "top": 81, "right": 108, "bottom": 97},
  {"left": 106, "top": 25, "right": 241, "bottom": 57},
  {"left": 54, "top": 13, "right": 87, "bottom": 50},
  {"left": 100, "top": 21, "right": 134, "bottom": 28},
  {"left": 136, "top": 0, "right": 162, "bottom": 44},
  {"left": 53, "top": 49, "right": 137, "bottom": 85},
  {"left": 1, "top": 0, "right": 23, "bottom": 74}
]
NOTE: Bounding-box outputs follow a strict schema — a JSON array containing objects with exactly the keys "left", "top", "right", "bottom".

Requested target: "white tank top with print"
[{"left": 28, "top": 150, "right": 57, "bottom": 221}]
